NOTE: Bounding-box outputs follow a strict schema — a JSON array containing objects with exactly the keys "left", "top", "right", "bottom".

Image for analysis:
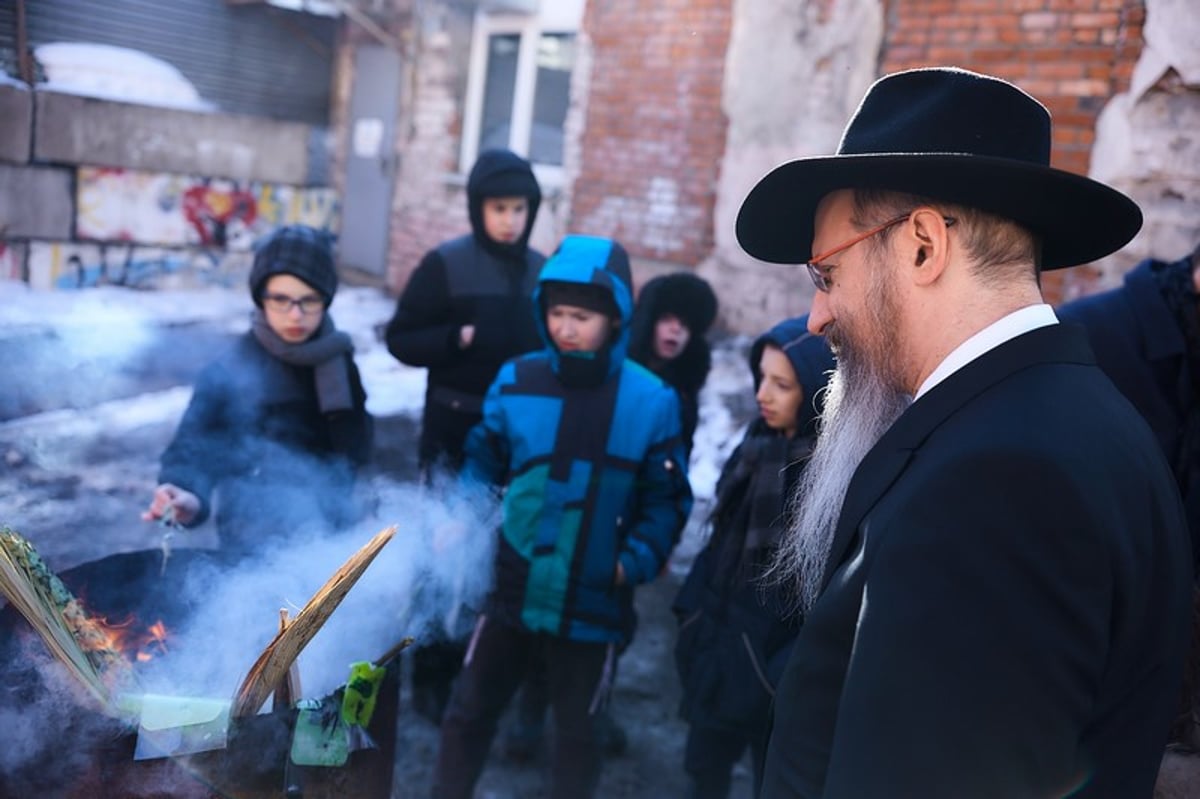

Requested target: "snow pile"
[{"left": 35, "top": 42, "right": 215, "bottom": 112}]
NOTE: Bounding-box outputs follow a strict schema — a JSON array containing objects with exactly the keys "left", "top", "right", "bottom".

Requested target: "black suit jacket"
[{"left": 761, "top": 323, "right": 1193, "bottom": 798}]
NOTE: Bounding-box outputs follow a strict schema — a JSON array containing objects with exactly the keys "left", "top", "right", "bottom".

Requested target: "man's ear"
[{"left": 906, "top": 209, "right": 953, "bottom": 287}]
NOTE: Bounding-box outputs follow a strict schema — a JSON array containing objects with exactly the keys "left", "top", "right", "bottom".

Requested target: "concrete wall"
[
  {"left": 697, "top": 0, "right": 883, "bottom": 333},
  {"left": 0, "top": 83, "right": 32, "bottom": 165},
  {"left": 1085, "top": 0, "right": 1200, "bottom": 295},
  {"left": 35, "top": 91, "right": 317, "bottom": 185},
  {"left": 0, "top": 164, "right": 73, "bottom": 240},
  {"left": 0, "top": 83, "right": 339, "bottom": 291}
]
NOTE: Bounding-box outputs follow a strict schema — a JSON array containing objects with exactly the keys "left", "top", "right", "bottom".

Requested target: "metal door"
[{"left": 340, "top": 45, "right": 401, "bottom": 276}]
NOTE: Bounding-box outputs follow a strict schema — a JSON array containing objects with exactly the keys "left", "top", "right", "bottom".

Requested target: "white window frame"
[{"left": 459, "top": 1, "right": 583, "bottom": 188}]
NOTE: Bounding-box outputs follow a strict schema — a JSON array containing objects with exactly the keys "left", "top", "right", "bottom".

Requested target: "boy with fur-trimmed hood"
[
  {"left": 627, "top": 272, "right": 719, "bottom": 456},
  {"left": 432, "top": 235, "right": 694, "bottom": 799}
]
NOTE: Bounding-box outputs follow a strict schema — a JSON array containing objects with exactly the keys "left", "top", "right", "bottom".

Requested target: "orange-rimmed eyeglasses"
[{"left": 806, "top": 213, "right": 956, "bottom": 293}]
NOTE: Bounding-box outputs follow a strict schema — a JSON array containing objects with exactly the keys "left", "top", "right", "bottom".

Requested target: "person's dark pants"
[
  {"left": 417, "top": 397, "right": 481, "bottom": 481},
  {"left": 510, "top": 649, "right": 550, "bottom": 745},
  {"left": 508, "top": 649, "right": 627, "bottom": 758},
  {"left": 432, "top": 616, "right": 613, "bottom": 799},
  {"left": 411, "top": 639, "right": 465, "bottom": 725},
  {"left": 684, "top": 723, "right": 767, "bottom": 799},
  {"left": 411, "top": 398, "right": 482, "bottom": 723}
]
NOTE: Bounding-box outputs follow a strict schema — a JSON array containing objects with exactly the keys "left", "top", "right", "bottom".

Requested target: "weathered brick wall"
[
  {"left": 879, "top": 0, "right": 1146, "bottom": 303},
  {"left": 385, "top": 19, "right": 472, "bottom": 290},
  {"left": 570, "top": 0, "right": 733, "bottom": 273}
]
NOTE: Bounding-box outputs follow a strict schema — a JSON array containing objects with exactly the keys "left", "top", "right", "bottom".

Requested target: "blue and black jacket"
[{"left": 463, "top": 235, "right": 694, "bottom": 643}]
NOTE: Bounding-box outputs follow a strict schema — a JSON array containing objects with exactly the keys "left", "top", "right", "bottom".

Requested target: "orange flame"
[{"left": 84, "top": 611, "right": 171, "bottom": 664}]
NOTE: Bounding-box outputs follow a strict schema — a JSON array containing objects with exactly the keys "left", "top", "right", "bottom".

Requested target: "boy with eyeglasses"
[{"left": 143, "top": 225, "right": 374, "bottom": 557}]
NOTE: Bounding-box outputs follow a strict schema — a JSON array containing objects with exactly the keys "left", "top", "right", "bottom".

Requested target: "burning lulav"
[{"left": 0, "top": 527, "right": 140, "bottom": 716}]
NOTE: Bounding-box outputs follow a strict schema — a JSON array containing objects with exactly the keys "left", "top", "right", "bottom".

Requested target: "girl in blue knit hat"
[{"left": 673, "top": 315, "right": 833, "bottom": 799}]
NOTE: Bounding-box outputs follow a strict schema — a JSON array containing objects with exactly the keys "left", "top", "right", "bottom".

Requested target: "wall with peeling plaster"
[
  {"left": 696, "top": 0, "right": 883, "bottom": 333},
  {"left": 1083, "top": 0, "right": 1200, "bottom": 297},
  {"left": 352, "top": 0, "right": 1193, "bottom": 329}
]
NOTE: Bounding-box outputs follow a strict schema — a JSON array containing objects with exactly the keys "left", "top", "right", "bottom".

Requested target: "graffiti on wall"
[
  {"left": 76, "top": 167, "right": 340, "bottom": 250},
  {"left": 27, "top": 241, "right": 253, "bottom": 292}
]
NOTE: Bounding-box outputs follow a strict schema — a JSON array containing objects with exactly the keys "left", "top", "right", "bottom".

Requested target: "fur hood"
[{"left": 628, "top": 272, "right": 718, "bottom": 397}]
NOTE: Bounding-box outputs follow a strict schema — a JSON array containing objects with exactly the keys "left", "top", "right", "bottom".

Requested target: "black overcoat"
[{"left": 761, "top": 323, "right": 1193, "bottom": 798}]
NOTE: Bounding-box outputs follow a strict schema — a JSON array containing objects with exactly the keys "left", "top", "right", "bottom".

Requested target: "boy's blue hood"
[
  {"left": 749, "top": 315, "right": 834, "bottom": 437},
  {"left": 532, "top": 235, "right": 634, "bottom": 378}
]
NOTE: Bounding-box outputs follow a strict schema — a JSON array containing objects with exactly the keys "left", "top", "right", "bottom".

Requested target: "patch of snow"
[
  {"left": 35, "top": 42, "right": 216, "bottom": 112},
  {"left": 0, "top": 279, "right": 754, "bottom": 552},
  {"left": 263, "top": 0, "right": 340, "bottom": 17}
]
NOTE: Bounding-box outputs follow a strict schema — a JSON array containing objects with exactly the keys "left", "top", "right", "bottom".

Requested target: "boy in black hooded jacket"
[
  {"left": 386, "top": 148, "right": 546, "bottom": 478},
  {"left": 386, "top": 148, "right": 546, "bottom": 725}
]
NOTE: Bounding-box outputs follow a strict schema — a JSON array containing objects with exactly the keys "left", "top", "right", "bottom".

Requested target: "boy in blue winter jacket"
[{"left": 431, "top": 235, "right": 694, "bottom": 799}]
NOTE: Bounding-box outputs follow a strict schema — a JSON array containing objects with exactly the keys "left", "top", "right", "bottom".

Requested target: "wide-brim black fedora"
[{"left": 736, "top": 67, "right": 1142, "bottom": 270}]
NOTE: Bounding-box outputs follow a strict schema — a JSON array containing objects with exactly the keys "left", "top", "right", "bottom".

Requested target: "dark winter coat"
[
  {"left": 673, "top": 316, "right": 832, "bottom": 735},
  {"left": 761, "top": 323, "right": 1193, "bottom": 799},
  {"left": 463, "top": 235, "right": 694, "bottom": 643},
  {"left": 1058, "top": 256, "right": 1200, "bottom": 571},
  {"left": 158, "top": 332, "right": 372, "bottom": 555},
  {"left": 385, "top": 149, "right": 546, "bottom": 472},
  {"left": 627, "top": 272, "right": 719, "bottom": 455}
]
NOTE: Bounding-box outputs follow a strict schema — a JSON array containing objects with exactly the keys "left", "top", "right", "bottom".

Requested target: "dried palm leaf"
[
  {"left": 232, "top": 525, "right": 396, "bottom": 717},
  {"left": 0, "top": 527, "right": 138, "bottom": 716}
]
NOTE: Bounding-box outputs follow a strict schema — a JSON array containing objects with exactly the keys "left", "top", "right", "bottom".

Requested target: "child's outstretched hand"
[{"left": 142, "top": 483, "right": 201, "bottom": 526}]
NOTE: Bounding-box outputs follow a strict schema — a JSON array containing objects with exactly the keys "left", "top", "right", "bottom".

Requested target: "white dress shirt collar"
[{"left": 915, "top": 304, "right": 1058, "bottom": 399}]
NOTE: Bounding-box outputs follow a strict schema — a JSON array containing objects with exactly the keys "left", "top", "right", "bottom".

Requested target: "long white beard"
[
  {"left": 767, "top": 264, "right": 912, "bottom": 615},
  {"left": 772, "top": 355, "right": 911, "bottom": 614}
]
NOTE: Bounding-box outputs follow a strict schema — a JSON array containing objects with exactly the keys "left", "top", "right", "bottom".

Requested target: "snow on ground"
[
  {"left": 0, "top": 279, "right": 751, "bottom": 499},
  {"left": 0, "top": 278, "right": 762, "bottom": 797}
]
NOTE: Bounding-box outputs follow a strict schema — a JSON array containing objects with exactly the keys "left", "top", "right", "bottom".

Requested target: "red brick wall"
[
  {"left": 880, "top": 0, "right": 1145, "bottom": 302},
  {"left": 571, "top": 0, "right": 733, "bottom": 268}
]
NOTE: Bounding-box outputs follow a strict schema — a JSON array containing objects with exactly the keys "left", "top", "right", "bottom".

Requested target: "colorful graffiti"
[
  {"left": 183, "top": 184, "right": 258, "bottom": 247},
  {"left": 27, "top": 241, "right": 253, "bottom": 292},
  {"left": 76, "top": 167, "right": 339, "bottom": 250}
]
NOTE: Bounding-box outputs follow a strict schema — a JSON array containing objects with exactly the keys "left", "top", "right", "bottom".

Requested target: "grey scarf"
[{"left": 251, "top": 309, "right": 355, "bottom": 413}]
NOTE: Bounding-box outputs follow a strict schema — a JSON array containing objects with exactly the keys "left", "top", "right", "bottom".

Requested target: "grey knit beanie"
[{"left": 248, "top": 225, "right": 338, "bottom": 306}]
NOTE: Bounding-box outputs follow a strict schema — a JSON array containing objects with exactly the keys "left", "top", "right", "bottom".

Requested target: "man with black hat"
[{"left": 735, "top": 66, "right": 1193, "bottom": 797}]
